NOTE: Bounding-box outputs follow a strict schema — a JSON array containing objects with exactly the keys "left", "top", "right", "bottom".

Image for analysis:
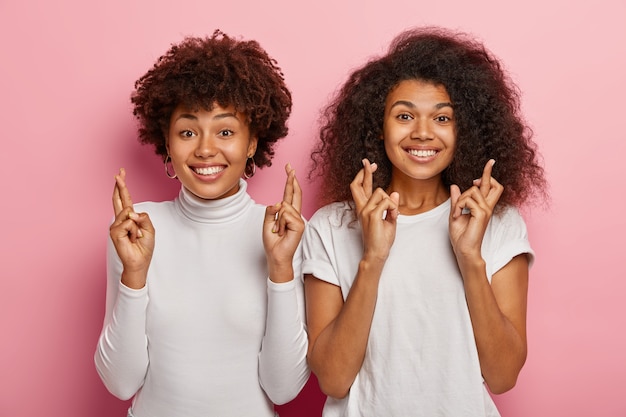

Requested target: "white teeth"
[
  {"left": 408, "top": 149, "right": 437, "bottom": 157},
  {"left": 194, "top": 166, "right": 224, "bottom": 175}
]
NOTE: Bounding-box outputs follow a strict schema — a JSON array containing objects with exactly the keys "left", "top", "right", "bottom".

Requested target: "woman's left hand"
[
  {"left": 449, "top": 159, "right": 503, "bottom": 263},
  {"left": 263, "top": 163, "right": 305, "bottom": 283}
]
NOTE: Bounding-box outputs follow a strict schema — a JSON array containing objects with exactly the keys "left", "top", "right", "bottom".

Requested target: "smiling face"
[
  {"left": 166, "top": 104, "right": 257, "bottom": 200},
  {"left": 383, "top": 79, "right": 456, "bottom": 189}
]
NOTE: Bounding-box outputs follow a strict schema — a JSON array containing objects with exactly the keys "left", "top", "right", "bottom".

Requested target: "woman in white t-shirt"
[
  {"left": 95, "top": 31, "right": 309, "bottom": 417},
  {"left": 303, "top": 26, "right": 547, "bottom": 417}
]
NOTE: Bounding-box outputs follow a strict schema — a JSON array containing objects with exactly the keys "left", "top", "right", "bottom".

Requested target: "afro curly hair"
[
  {"left": 131, "top": 30, "right": 292, "bottom": 169},
  {"left": 310, "top": 26, "right": 547, "bottom": 210}
]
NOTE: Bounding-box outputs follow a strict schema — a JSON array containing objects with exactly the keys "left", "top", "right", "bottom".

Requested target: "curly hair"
[
  {"left": 131, "top": 30, "right": 292, "bottom": 169},
  {"left": 310, "top": 26, "right": 547, "bottom": 210}
]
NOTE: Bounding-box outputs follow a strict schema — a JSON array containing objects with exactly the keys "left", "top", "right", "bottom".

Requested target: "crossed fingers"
[
  {"left": 271, "top": 163, "right": 303, "bottom": 236},
  {"left": 350, "top": 159, "right": 377, "bottom": 215},
  {"left": 452, "top": 159, "right": 503, "bottom": 218},
  {"left": 111, "top": 168, "right": 143, "bottom": 241}
]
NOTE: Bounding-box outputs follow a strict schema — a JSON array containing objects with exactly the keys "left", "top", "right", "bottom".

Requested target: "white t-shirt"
[
  {"left": 95, "top": 180, "right": 309, "bottom": 417},
  {"left": 303, "top": 200, "right": 533, "bottom": 417}
]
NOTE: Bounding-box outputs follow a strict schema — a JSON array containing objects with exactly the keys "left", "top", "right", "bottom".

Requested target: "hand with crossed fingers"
[
  {"left": 449, "top": 159, "right": 503, "bottom": 266},
  {"left": 109, "top": 168, "right": 155, "bottom": 289},
  {"left": 262, "top": 163, "right": 305, "bottom": 283},
  {"left": 350, "top": 159, "right": 400, "bottom": 264}
]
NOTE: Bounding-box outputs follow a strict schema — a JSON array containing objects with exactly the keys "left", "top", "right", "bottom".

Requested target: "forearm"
[
  {"left": 94, "top": 280, "right": 149, "bottom": 400},
  {"left": 309, "top": 260, "right": 382, "bottom": 398},
  {"left": 460, "top": 259, "right": 527, "bottom": 393},
  {"left": 259, "top": 279, "right": 309, "bottom": 405}
]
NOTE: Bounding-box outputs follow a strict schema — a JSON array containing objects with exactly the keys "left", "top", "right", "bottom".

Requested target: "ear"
[
  {"left": 164, "top": 131, "right": 170, "bottom": 155},
  {"left": 247, "top": 136, "right": 258, "bottom": 157}
]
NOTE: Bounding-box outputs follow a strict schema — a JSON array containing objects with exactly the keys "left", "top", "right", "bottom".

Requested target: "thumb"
[
  {"left": 450, "top": 185, "right": 462, "bottom": 218},
  {"left": 386, "top": 192, "right": 400, "bottom": 221}
]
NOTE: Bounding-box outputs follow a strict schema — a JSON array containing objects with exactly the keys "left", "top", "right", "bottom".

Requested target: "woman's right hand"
[
  {"left": 350, "top": 159, "right": 399, "bottom": 264},
  {"left": 110, "top": 168, "right": 155, "bottom": 289}
]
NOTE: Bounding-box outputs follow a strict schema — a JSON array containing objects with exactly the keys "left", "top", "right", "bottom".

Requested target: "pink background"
[{"left": 1, "top": 0, "right": 625, "bottom": 416}]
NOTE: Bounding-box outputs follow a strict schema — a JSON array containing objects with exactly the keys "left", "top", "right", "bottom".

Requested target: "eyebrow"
[{"left": 390, "top": 100, "right": 454, "bottom": 110}]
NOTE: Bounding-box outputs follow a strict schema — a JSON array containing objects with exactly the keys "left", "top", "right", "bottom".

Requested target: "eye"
[
  {"left": 397, "top": 113, "right": 413, "bottom": 121},
  {"left": 435, "top": 115, "right": 452, "bottom": 123},
  {"left": 219, "top": 129, "right": 234, "bottom": 137},
  {"left": 180, "top": 130, "right": 195, "bottom": 138}
]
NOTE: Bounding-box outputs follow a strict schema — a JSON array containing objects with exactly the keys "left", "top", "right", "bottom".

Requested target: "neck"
[{"left": 387, "top": 176, "right": 449, "bottom": 215}]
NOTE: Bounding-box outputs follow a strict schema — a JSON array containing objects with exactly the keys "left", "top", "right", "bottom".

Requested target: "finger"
[
  {"left": 277, "top": 205, "right": 305, "bottom": 236},
  {"left": 265, "top": 203, "right": 281, "bottom": 234},
  {"left": 291, "top": 172, "right": 302, "bottom": 214},
  {"left": 115, "top": 168, "right": 135, "bottom": 211},
  {"left": 454, "top": 187, "right": 492, "bottom": 221},
  {"left": 479, "top": 159, "right": 496, "bottom": 198},
  {"left": 133, "top": 211, "right": 154, "bottom": 236},
  {"left": 282, "top": 163, "right": 295, "bottom": 206},
  {"left": 484, "top": 176, "right": 504, "bottom": 208},
  {"left": 362, "top": 159, "right": 375, "bottom": 201},
  {"left": 110, "top": 216, "right": 141, "bottom": 243},
  {"left": 350, "top": 168, "right": 367, "bottom": 212},
  {"left": 360, "top": 188, "right": 393, "bottom": 219},
  {"left": 113, "top": 181, "right": 123, "bottom": 216},
  {"left": 350, "top": 159, "right": 378, "bottom": 213}
]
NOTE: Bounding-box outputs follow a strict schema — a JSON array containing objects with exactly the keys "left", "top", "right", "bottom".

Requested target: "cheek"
[
  {"left": 227, "top": 140, "right": 254, "bottom": 160},
  {"left": 168, "top": 142, "right": 191, "bottom": 162}
]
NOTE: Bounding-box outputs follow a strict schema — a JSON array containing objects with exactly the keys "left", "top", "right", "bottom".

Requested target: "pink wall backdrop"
[{"left": 1, "top": 0, "right": 625, "bottom": 416}]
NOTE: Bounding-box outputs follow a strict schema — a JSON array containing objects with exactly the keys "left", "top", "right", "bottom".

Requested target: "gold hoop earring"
[
  {"left": 243, "top": 156, "right": 256, "bottom": 179},
  {"left": 164, "top": 155, "right": 177, "bottom": 179}
]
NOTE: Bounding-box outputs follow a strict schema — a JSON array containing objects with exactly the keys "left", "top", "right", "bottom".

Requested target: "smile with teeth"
[
  {"left": 194, "top": 166, "right": 225, "bottom": 175},
  {"left": 407, "top": 149, "right": 437, "bottom": 157}
]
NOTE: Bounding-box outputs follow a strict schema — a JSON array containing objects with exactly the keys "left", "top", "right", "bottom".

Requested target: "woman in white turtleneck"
[{"left": 94, "top": 32, "right": 309, "bottom": 417}]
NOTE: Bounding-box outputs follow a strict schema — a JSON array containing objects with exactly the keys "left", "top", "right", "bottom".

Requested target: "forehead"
[
  {"left": 170, "top": 102, "right": 247, "bottom": 123},
  {"left": 386, "top": 79, "right": 451, "bottom": 104}
]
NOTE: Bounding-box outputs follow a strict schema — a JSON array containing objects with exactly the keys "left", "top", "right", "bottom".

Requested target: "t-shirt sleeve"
[
  {"left": 302, "top": 207, "right": 341, "bottom": 286},
  {"left": 484, "top": 206, "right": 535, "bottom": 280}
]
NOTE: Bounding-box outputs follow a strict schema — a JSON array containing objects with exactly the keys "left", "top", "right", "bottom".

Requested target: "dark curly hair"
[
  {"left": 131, "top": 30, "right": 292, "bottom": 169},
  {"left": 310, "top": 26, "right": 547, "bottom": 210}
]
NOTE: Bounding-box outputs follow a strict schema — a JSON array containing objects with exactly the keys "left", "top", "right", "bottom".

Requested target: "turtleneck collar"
[{"left": 174, "top": 179, "right": 254, "bottom": 224}]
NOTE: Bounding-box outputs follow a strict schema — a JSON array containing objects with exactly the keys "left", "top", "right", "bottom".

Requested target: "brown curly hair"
[
  {"left": 131, "top": 30, "right": 292, "bottom": 169},
  {"left": 310, "top": 26, "right": 547, "bottom": 209}
]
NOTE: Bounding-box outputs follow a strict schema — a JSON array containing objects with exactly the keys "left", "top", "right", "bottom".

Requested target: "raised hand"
[
  {"left": 110, "top": 168, "right": 155, "bottom": 289},
  {"left": 350, "top": 159, "right": 399, "bottom": 263},
  {"left": 263, "top": 163, "right": 305, "bottom": 283},
  {"left": 449, "top": 159, "right": 503, "bottom": 262}
]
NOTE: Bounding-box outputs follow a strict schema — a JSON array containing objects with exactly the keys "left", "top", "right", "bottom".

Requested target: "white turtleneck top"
[{"left": 95, "top": 180, "right": 309, "bottom": 417}]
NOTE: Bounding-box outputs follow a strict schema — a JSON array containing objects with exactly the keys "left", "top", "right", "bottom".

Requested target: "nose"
[
  {"left": 195, "top": 135, "right": 217, "bottom": 158},
  {"left": 412, "top": 117, "right": 434, "bottom": 141}
]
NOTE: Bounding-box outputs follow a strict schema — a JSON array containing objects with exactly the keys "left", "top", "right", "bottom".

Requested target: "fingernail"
[{"left": 137, "top": 229, "right": 143, "bottom": 238}]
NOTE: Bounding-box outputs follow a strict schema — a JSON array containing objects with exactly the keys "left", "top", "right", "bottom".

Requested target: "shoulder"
[
  {"left": 484, "top": 205, "right": 534, "bottom": 272},
  {"left": 489, "top": 205, "right": 528, "bottom": 232},
  {"left": 133, "top": 200, "right": 176, "bottom": 220},
  {"left": 308, "top": 201, "right": 356, "bottom": 230}
]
